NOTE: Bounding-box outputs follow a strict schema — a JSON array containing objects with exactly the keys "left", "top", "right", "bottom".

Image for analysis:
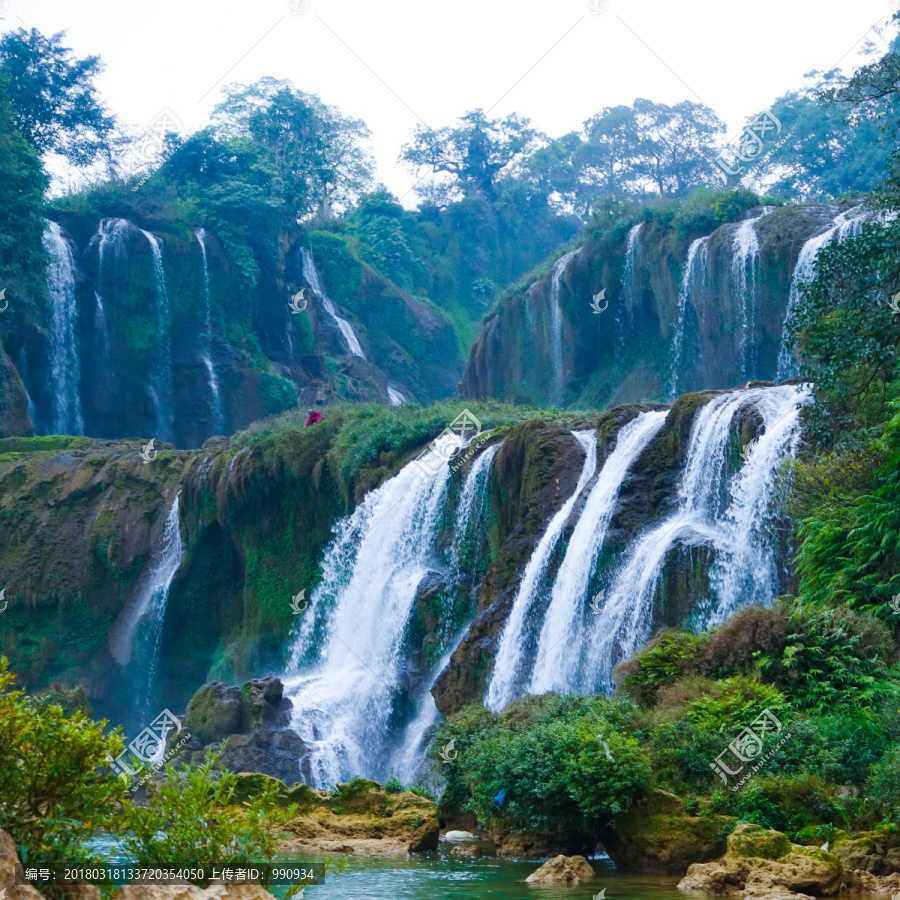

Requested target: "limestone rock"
[
  {"left": 444, "top": 830, "right": 477, "bottom": 842},
  {"left": 525, "top": 855, "right": 595, "bottom": 885},
  {"left": 0, "top": 827, "right": 46, "bottom": 900},
  {"left": 678, "top": 823, "right": 843, "bottom": 898}
]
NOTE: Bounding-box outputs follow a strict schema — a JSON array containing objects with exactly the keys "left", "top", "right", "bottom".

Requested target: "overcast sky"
[{"left": 2, "top": 0, "right": 895, "bottom": 202}]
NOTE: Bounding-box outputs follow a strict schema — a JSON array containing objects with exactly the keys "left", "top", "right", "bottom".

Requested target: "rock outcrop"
[
  {"left": 833, "top": 827, "right": 900, "bottom": 894},
  {"left": 183, "top": 678, "right": 310, "bottom": 785},
  {"left": 525, "top": 855, "right": 596, "bottom": 885},
  {"left": 599, "top": 789, "right": 732, "bottom": 874},
  {"left": 0, "top": 827, "right": 47, "bottom": 900},
  {"left": 678, "top": 823, "right": 843, "bottom": 898}
]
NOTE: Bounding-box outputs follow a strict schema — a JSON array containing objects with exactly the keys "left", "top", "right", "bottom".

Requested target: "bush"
[
  {"left": 613, "top": 628, "right": 708, "bottom": 706},
  {"left": 383, "top": 776, "right": 405, "bottom": 794},
  {"left": 0, "top": 658, "right": 125, "bottom": 888},
  {"left": 121, "top": 749, "right": 295, "bottom": 887},
  {"left": 866, "top": 744, "right": 900, "bottom": 823}
]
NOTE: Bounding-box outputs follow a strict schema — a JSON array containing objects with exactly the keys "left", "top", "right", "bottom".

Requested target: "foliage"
[
  {"left": 431, "top": 694, "right": 651, "bottom": 837},
  {"left": 0, "top": 658, "right": 125, "bottom": 888},
  {"left": 0, "top": 28, "right": 114, "bottom": 164},
  {"left": 120, "top": 748, "right": 295, "bottom": 887}
]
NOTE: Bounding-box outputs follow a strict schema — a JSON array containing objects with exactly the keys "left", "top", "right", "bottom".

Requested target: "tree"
[
  {"left": 0, "top": 28, "right": 114, "bottom": 164},
  {"left": 402, "top": 109, "right": 543, "bottom": 199},
  {"left": 212, "top": 77, "right": 373, "bottom": 218}
]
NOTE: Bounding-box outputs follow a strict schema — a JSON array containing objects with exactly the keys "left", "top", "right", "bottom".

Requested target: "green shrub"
[{"left": 384, "top": 776, "right": 405, "bottom": 794}]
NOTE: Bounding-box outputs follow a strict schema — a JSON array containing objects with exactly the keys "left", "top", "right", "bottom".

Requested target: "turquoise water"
[
  {"left": 301, "top": 850, "right": 682, "bottom": 899},
  {"left": 87, "top": 837, "right": 683, "bottom": 899}
]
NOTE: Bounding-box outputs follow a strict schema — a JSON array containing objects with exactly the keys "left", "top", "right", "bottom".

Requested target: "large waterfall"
[
  {"left": 776, "top": 208, "right": 866, "bottom": 381},
  {"left": 283, "top": 438, "right": 498, "bottom": 788},
  {"left": 139, "top": 229, "right": 174, "bottom": 440},
  {"left": 485, "top": 431, "right": 598, "bottom": 711},
  {"left": 669, "top": 237, "right": 709, "bottom": 399},
  {"left": 731, "top": 209, "right": 770, "bottom": 380},
  {"left": 580, "top": 384, "right": 810, "bottom": 692},
  {"left": 195, "top": 229, "right": 224, "bottom": 433},
  {"left": 548, "top": 251, "right": 578, "bottom": 406},
  {"left": 300, "top": 248, "right": 366, "bottom": 359},
  {"left": 43, "top": 220, "right": 84, "bottom": 435}
]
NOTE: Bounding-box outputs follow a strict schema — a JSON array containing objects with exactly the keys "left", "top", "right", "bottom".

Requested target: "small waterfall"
[
  {"left": 669, "top": 236, "right": 709, "bottom": 399},
  {"left": 139, "top": 229, "right": 174, "bottom": 439},
  {"left": 108, "top": 495, "right": 184, "bottom": 721},
  {"left": 485, "top": 431, "right": 597, "bottom": 711},
  {"left": 300, "top": 248, "right": 366, "bottom": 359},
  {"left": 387, "top": 387, "right": 406, "bottom": 406},
  {"left": 195, "top": 229, "right": 225, "bottom": 433},
  {"left": 731, "top": 210, "right": 770, "bottom": 380},
  {"left": 528, "top": 410, "right": 669, "bottom": 697},
  {"left": 579, "top": 385, "right": 810, "bottom": 692},
  {"left": 451, "top": 442, "right": 500, "bottom": 572},
  {"left": 776, "top": 208, "right": 866, "bottom": 381},
  {"left": 284, "top": 437, "right": 497, "bottom": 788},
  {"left": 43, "top": 220, "right": 84, "bottom": 435},
  {"left": 548, "top": 251, "right": 578, "bottom": 406},
  {"left": 619, "top": 223, "right": 643, "bottom": 344},
  {"left": 94, "top": 293, "right": 110, "bottom": 367}
]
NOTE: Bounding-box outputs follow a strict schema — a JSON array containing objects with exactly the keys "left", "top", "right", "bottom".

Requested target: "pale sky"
[{"left": 2, "top": 0, "right": 895, "bottom": 202}]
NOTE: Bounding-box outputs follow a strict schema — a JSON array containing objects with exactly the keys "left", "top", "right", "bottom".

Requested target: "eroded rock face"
[
  {"left": 183, "top": 677, "right": 309, "bottom": 785},
  {"left": 833, "top": 827, "right": 900, "bottom": 895},
  {"left": 525, "top": 855, "right": 596, "bottom": 885},
  {"left": 677, "top": 823, "right": 843, "bottom": 898}
]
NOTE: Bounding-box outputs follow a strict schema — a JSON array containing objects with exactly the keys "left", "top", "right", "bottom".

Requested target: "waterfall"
[
  {"left": 195, "top": 229, "right": 225, "bottom": 432},
  {"left": 387, "top": 387, "right": 406, "bottom": 406},
  {"left": 300, "top": 248, "right": 366, "bottom": 359},
  {"left": 548, "top": 251, "right": 578, "bottom": 406},
  {"left": 139, "top": 229, "right": 174, "bottom": 439},
  {"left": 619, "top": 223, "right": 643, "bottom": 344},
  {"left": 107, "top": 494, "right": 184, "bottom": 720},
  {"left": 43, "top": 220, "right": 84, "bottom": 436},
  {"left": 776, "top": 208, "right": 866, "bottom": 381},
  {"left": 669, "top": 237, "right": 709, "bottom": 399},
  {"left": 283, "top": 438, "right": 497, "bottom": 788},
  {"left": 528, "top": 410, "right": 669, "bottom": 697},
  {"left": 485, "top": 431, "right": 597, "bottom": 711},
  {"left": 578, "top": 385, "right": 810, "bottom": 692},
  {"left": 731, "top": 209, "right": 771, "bottom": 380}
]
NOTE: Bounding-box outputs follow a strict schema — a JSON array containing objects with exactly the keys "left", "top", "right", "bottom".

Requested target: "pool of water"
[{"left": 292, "top": 849, "right": 683, "bottom": 900}]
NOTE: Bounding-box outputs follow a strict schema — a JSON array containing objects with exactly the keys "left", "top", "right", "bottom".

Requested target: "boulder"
[
  {"left": 184, "top": 682, "right": 246, "bottom": 744},
  {"left": 678, "top": 823, "right": 843, "bottom": 898},
  {"left": 598, "top": 789, "right": 732, "bottom": 874},
  {"left": 0, "top": 827, "right": 47, "bottom": 900},
  {"left": 220, "top": 730, "right": 310, "bottom": 787},
  {"left": 832, "top": 827, "right": 900, "bottom": 894},
  {"left": 525, "top": 855, "right": 595, "bottom": 885},
  {"left": 444, "top": 830, "right": 477, "bottom": 842},
  {"left": 451, "top": 845, "right": 480, "bottom": 858}
]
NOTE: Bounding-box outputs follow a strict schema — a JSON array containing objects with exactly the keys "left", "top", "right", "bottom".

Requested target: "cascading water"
[
  {"left": 387, "top": 387, "right": 406, "bottom": 406},
  {"left": 548, "top": 251, "right": 578, "bottom": 406},
  {"left": 485, "top": 431, "right": 597, "bottom": 711},
  {"left": 619, "top": 223, "right": 643, "bottom": 344},
  {"left": 731, "top": 209, "right": 771, "bottom": 380},
  {"left": 528, "top": 410, "right": 669, "bottom": 697},
  {"left": 43, "top": 220, "right": 84, "bottom": 435},
  {"left": 776, "top": 208, "right": 866, "bottom": 381},
  {"left": 139, "top": 229, "right": 174, "bottom": 440},
  {"left": 300, "top": 248, "right": 366, "bottom": 359},
  {"left": 107, "top": 494, "right": 184, "bottom": 724},
  {"left": 669, "top": 236, "right": 709, "bottom": 399},
  {"left": 284, "top": 438, "right": 497, "bottom": 788},
  {"left": 577, "top": 385, "right": 810, "bottom": 693},
  {"left": 195, "top": 229, "right": 225, "bottom": 432}
]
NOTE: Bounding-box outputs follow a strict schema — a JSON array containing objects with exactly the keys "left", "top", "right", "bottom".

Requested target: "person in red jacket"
[{"left": 305, "top": 408, "right": 323, "bottom": 427}]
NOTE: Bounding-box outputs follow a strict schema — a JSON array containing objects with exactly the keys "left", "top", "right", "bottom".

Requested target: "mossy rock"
[
  {"left": 230, "top": 772, "right": 290, "bottom": 806},
  {"left": 727, "top": 822, "right": 792, "bottom": 860}
]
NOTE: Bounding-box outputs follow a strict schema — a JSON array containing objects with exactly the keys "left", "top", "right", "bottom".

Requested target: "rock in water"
[
  {"left": 677, "top": 823, "right": 842, "bottom": 898},
  {"left": 444, "top": 830, "right": 477, "bottom": 842},
  {"left": 525, "top": 855, "right": 596, "bottom": 885}
]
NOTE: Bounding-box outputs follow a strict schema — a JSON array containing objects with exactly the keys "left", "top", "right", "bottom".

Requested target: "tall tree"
[
  {"left": 0, "top": 28, "right": 114, "bottom": 165},
  {"left": 402, "top": 109, "right": 543, "bottom": 200}
]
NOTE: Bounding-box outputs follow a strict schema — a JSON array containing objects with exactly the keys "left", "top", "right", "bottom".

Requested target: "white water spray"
[
  {"left": 485, "top": 431, "right": 597, "bottom": 711},
  {"left": 195, "top": 229, "right": 224, "bottom": 432},
  {"left": 139, "top": 229, "right": 174, "bottom": 439},
  {"left": 548, "top": 251, "right": 578, "bottom": 406},
  {"left": 669, "top": 237, "right": 709, "bottom": 399},
  {"left": 301, "top": 248, "right": 366, "bottom": 359}
]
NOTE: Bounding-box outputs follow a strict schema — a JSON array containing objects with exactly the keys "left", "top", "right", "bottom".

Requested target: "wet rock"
[
  {"left": 444, "top": 830, "right": 477, "bottom": 842},
  {"left": 525, "top": 855, "right": 595, "bottom": 885}
]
